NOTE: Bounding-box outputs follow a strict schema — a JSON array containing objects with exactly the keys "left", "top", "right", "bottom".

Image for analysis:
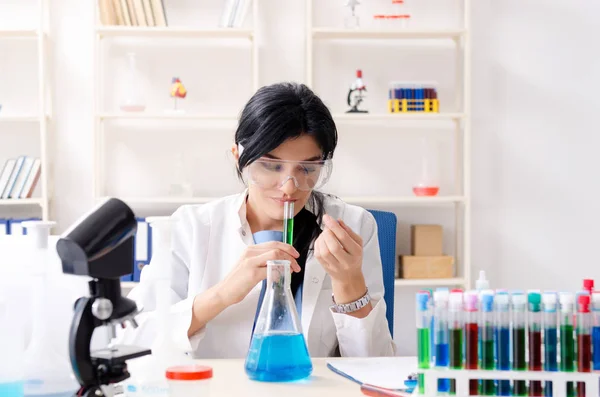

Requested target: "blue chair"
[{"left": 367, "top": 209, "right": 397, "bottom": 336}]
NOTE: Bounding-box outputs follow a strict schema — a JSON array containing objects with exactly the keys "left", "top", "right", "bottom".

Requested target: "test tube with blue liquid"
[
  {"left": 433, "top": 289, "right": 450, "bottom": 394},
  {"left": 494, "top": 291, "right": 511, "bottom": 396},
  {"left": 542, "top": 291, "right": 559, "bottom": 397},
  {"left": 591, "top": 292, "right": 600, "bottom": 372}
]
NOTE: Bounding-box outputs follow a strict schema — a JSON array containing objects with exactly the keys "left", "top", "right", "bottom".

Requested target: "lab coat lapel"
[{"left": 301, "top": 254, "right": 326, "bottom": 347}]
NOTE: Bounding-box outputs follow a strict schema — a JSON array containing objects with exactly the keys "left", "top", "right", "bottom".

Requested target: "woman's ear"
[{"left": 231, "top": 144, "right": 240, "bottom": 162}]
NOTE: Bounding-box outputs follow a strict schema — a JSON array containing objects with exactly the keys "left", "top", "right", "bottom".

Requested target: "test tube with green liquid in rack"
[
  {"left": 560, "top": 292, "right": 576, "bottom": 397},
  {"left": 416, "top": 292, "right": 431, "bottom": 395},
  {"left": 479, "top": 291, "right": 495, "bottom": 396},
  {"left": 448, "top": 291, "right": 463, "bottom": 395},
  {"left": 283, "top": 201, "right": 294, "bottom": 245}
]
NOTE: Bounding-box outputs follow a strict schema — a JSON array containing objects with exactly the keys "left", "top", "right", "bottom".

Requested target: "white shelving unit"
[
  {"left": 0, "top": 0, "right": 52, "bottom": 221},
  {"left": 305, "top": 0, "right": 472, "bottom": 290},
  {"left": 91, "top": 1, "right": 259, "bottom": 203}
]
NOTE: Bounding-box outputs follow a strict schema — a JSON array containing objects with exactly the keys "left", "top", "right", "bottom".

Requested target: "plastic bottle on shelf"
[
  {"left": 21, "top": 221, "right": 79, "bottom": 397},
  {"left": 413, "top": 137, "right": 440, "bottom": 196},
  {"left": 476, "top": 270, "right": 490, "bottom": 292},
  {"left": 125, "top": 216, "right": 191, "bottom": 396},
  {"left": 119, "top": 52, "right": 146, "bottom": 112}
]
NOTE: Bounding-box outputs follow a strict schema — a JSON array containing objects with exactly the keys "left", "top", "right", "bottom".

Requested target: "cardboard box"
[
  {"left": 411, "top": 224, "right": 443, "bottom": 256},
  {"left": 399, "top": 255, "right": 454, "bottom": 279}
]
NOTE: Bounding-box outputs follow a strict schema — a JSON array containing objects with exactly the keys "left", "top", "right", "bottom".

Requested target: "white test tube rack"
[{"left": 416, "top": 368, "right": 600, "bottom": 397}]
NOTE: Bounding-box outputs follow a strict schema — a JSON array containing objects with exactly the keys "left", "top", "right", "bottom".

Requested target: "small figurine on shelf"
[
  {"left": 344, "top": 0, "right": 360, "bottom": 28},
  {"left": 346, "top": 69, "right": 368, "bottom": 113},
  {"left": 169, "top": 77, "right": 187, "bottom": 113}
]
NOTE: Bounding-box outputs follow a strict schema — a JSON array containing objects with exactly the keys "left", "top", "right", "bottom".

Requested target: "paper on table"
[{"left": 326, "top": 356, "right": 417, "bottom": 390}]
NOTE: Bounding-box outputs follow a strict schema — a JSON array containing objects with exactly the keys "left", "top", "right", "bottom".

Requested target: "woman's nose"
[{"left": 280, "top": 177, "right": 298, "bottom": 196}]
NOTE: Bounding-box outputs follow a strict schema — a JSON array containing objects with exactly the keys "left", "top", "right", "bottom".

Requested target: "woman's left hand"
[{"left": 315, "top": 214, "right": 369, "bottom": 306}]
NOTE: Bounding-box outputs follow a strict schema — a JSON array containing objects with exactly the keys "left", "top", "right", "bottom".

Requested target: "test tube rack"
[{"left": 416, "top": 368, "right": 600, "bottom": 397}]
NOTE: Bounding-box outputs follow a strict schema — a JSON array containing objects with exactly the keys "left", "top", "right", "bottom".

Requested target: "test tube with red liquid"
[
  {"left": 576, "top": 294, "right": 592, "bottom": 397},
  {"left": 464, "top": 291, "right": 479, "bottom": 395},
  {"left": 528, "top": 292, "right": 543, "bottom": 396}
]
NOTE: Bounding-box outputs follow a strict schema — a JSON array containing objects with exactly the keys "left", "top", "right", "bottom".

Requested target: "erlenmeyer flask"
[
  {"left": 119, "top": 52, "right": 146, "bottom": 112},
  {"left": 413, "top": 137, "right": 440, "bottom": 196},
  {"left": 245, "top": 260, "right": 312, "bottom": 382}
]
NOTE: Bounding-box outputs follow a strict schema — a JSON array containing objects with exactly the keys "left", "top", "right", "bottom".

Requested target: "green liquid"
[
  {"left": 418, "top": 327, "right": 431, "bottom": 394},
  {"left": 513, "top": 327, "right": 528, "bottom": 396},
  {"left": 481, "top": 339, "right": 495, "bottom": 395},
  {"left": 449, "top": 328, "right": 463, "bottom": 395},
  {"left": 560, "top": 325, "right": 576, "bottom": 397},
  {"left": 284, "top": 218, "right": 294, "bottom": 245}
]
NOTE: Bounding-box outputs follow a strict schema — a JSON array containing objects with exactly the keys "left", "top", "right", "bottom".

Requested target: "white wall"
[{"left": 2, "top": 0, "right": 599, "bottom": 356}]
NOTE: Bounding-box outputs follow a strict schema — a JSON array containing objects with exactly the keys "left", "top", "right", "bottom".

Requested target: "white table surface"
[{"left": 189, "top": 356, "right": 414, "bottom": 397}]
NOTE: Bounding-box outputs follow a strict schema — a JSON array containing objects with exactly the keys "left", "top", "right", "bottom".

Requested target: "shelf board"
[
  {"left": 312, "top": 28, "right": 465, "bottom": 40},
  {"left": 0, "top": 198, "right": 44, "bottom": 206},
  {"left": 395, "top": 277, "right": 465, "bottom": 287},
  {"left": 0, "top": 115, "right": 45, "bottom": 123},
  {"left": 100, "top": 196, "right": 218, "bottom": 205},
  {"left": 343, "top": 196, "right": 465, "bottom": 205},
  {"left": 98, "top": 113, "right": 238, "bottom": 121},
  {"left": 0, "top": 29, "right": 39, "bottom": 38},
  {"left": 96, "top": 26, "right": 254, "bottom": 39},
  {"left": 104, "top": 195, "right": 464, "bottom": 207},
  {"left": 333, "top": 113, "right": 465, "bottom": 122}
]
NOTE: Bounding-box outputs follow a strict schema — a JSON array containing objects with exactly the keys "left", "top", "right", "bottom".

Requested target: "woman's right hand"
[{"left": 217, "top": 242, "right": 301, "bottom": 306}]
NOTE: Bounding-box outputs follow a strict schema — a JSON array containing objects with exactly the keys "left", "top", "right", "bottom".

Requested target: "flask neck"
[{"left": 267, "top": 261, "right": 291, "bottom": 291}]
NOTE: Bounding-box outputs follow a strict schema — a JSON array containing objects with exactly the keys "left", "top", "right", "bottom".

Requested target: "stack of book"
[
  {"left": 98, "top": 0, "right": 168, "bottom": 27},
  {"left": 0, "top": 156, "right": 41, "bottom": 200}
]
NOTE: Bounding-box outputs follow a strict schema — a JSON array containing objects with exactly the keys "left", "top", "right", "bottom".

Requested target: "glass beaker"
[
  {"left": 244, "top": 260, "right": 312, "bottom": 382},
  {"left": 119, "top": 52, "right": 146, "bottom": 112}
]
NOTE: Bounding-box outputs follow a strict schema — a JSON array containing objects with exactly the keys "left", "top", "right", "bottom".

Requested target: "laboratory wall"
[{"left": 1, "top": 0, "right": 599, "bottom": 356}]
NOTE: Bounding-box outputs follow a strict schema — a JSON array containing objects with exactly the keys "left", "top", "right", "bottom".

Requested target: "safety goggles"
[{"left": 244, "top": 158, "right": 333, "bottom": 191}]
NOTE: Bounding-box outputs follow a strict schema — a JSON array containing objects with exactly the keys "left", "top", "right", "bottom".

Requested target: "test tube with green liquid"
[
  {"left": 416, "top": 292, "right": 431, "bottom": 395},
  {"left": 283, "top": 201, "right": 294, "bottom": 245},
  {"left": 479, "top": 290, "right": 495, "bottom": 396},
  {"left": 559, "top": 292, "right": 576, "bottom": 397},
  {"left": 448, "top": 291, "right": 463, "bottom": 395},
  {"left": 511, "top": 291, "right": 528, "bottom": 396}
]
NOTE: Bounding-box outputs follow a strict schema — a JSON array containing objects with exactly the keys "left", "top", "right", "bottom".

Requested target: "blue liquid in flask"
[
  {"left": 0, "top": 381, "right": 24, "bottom": 397},
  {"left": 245, "top": 331, "right": 313, "bottom": 382}
]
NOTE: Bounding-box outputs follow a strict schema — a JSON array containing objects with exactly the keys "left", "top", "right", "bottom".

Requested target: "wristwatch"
[{"left": 330, "top": 289, "right": 371, "bottom": 314}]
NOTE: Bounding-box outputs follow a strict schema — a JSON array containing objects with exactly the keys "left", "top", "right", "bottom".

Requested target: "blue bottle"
[{"left": 245, "top": 260, "right": 312, "bottom": 382}]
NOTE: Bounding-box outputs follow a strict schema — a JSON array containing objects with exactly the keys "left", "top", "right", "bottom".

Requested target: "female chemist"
[{"left": 124, "top": 82, "right": 396, "bottom": 358}]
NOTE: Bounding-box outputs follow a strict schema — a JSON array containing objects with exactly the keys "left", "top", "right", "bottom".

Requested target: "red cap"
[
  {"left": 584, "top": 279, "right": 594, "bottom": 291},
  {"left": 451, "top": 288, "right": 463, "bottom": 293},
  {"left": 578, "top": 294, "right": 591, "bottom": 313},
  {"left": 356, "top": 69, "right": 362, "bottom": 78},
  {"left": 166, "top": 365, "right": 213, "bottom": 381}
]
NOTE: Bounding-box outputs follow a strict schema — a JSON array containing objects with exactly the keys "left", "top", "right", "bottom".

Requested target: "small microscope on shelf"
[
  {"left": 346, "top": 69, "right": 368, "bottom": 113},
  {"left": 57, "top": 198, "right": 151, "bottom": 397}
]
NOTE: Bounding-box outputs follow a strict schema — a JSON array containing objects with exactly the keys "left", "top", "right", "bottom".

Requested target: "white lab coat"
[{"left": 123, "top": 190, "right": 396, "bottom": 358}]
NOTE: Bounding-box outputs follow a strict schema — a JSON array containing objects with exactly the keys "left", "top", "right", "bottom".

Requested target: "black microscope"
[{"left": 57, "top": 198, "right": 151, "bottom": 397}]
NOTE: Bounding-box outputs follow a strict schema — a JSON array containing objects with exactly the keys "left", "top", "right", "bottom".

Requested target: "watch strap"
[{"left": 330, "top": 289, "right": 371, "bottom": 314}]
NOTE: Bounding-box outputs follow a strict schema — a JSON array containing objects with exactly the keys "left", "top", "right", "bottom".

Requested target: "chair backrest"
[{"left": 367, "top": 209, "right": 397, "bottom": 336}]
